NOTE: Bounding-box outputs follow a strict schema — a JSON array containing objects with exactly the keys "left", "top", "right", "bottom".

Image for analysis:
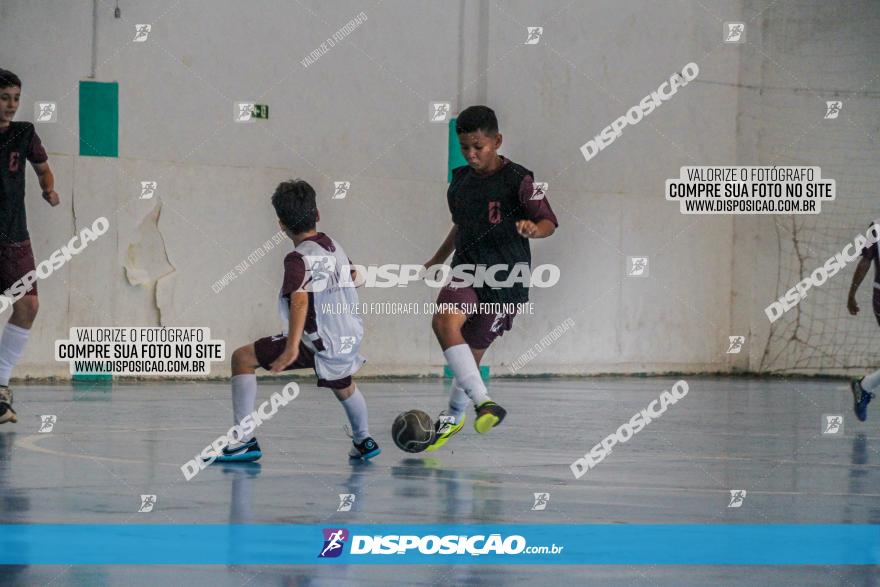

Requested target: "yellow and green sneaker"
[
  {"left": 474, "top": 400, "right": 506, "bottom": 434},
  {"left": 426, "top": 411, "right": 465, "bottom": 452}
]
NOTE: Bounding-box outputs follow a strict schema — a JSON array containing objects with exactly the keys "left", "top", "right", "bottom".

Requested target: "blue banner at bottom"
[{"left": 0, "top": 525, "right": 878, "bottom": 565}]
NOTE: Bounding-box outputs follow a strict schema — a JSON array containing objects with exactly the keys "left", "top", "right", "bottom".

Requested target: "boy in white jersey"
[{"left": 212, "top": 179, "right": 379, "bottom": 462}]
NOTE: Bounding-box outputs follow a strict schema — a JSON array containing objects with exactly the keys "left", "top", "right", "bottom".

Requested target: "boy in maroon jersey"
[
  {"left": 0, "top": 69, "right": 60, "bottom": 424},
  {"left": 423, "top": 105, "right": 558, "bottom": 450}
]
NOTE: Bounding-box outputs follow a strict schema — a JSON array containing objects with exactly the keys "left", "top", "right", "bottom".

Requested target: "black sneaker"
[{"left": 349, "top": 437, "right": 381, "bottom": 460}]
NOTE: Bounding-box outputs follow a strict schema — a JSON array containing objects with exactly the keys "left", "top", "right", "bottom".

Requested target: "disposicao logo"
[{"left": 318, "top": 528, "right": 348, "bottom": 558}]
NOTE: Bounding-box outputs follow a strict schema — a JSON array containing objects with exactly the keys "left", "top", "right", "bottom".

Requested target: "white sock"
[
  {"left": 231, "top": 374, "right": 257, "bottom": 442},
  {"left": 447, "top": 377, "right": 469, "bottom": 424},
  {"left": 443, "top": 344, "right": 490, "bottom": 407},
  {"left": 0, "top": 323, "right": 30, "bottom": 387},
  {"left": 861, "top": 369, "right": 880, "bottom": 394},
  {"left": 341, "top": 387, "right": 370, "bottom": 442},
  {"left": 229, "top": 471, "right": 253, "bottom": 524}
]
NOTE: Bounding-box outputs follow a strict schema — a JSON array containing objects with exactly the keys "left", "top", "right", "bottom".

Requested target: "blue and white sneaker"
[
  {"left": 349, "top": 437, "right": 381, "bottom": 460},
  {"left": 851, "top": 379, "right": 874, "bottom": 422},
  {"left": 210, "top": 437, "right": 262, "bottom": 463}
]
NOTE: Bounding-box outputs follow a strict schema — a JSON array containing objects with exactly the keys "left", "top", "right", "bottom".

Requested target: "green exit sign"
[{"left": 251, "top": 104, "right": 269, "bottom": 119}]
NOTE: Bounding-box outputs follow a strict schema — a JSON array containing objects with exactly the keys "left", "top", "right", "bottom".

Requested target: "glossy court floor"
[{"left": 0, "top": 377, "right": 878, "bottom": 586}]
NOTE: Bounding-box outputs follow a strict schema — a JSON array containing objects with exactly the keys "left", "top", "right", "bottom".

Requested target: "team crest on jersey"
[{"left": 488, "top": 201, "right": 502, "bottom": 224}]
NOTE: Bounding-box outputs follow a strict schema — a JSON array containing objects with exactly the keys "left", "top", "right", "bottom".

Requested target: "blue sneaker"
[
  {"left": 851, "top": 379, "right": 874, "bottom": 422},
  {"left": 210, "top": 438, "right": 262, "bottom": 463},
  {"left": 349, "top": 437, "right": 381, "bottom": 460}
]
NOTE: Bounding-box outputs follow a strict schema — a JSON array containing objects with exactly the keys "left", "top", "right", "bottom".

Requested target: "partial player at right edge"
[{"left": 846, "top": 218, "right": 879, "bottom": 421}]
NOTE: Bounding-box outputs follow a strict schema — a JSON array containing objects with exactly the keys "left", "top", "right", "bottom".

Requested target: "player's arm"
[
  {"left": 31, "top": 161, "right": 59, "bottom": 206},
  {"left": 269, "top": 291, "right": 308, "bottom": 372},
  {"left": 424, "top": 224, "right": 458, "bottom": 267},
  {"left": 516, "top": 175, "right": 558, "bottom": 239},
  {"left": 847, "top": 255, "right": 872, "bottom": 315}
]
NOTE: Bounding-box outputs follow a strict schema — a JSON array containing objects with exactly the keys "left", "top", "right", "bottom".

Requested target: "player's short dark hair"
[
  {"left": 271, "top": 179, "right": 318, "bottom": 234},
  {"left": 456, "top": 105, "right": 498, "bottom": 135},
  {"left": 0, "top": 69, "right": 22, "bottom": 89}
]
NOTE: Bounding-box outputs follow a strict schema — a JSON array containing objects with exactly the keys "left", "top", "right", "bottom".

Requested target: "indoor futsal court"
[{"left": 1, "top": 1, "right": 879, "bottom": 585}]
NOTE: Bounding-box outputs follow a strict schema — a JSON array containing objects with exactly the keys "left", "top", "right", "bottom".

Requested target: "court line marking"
[
  {"left": 12, "top": 433, "right": 880, "bottom": 498},
  {"left": 17, "top": 427, "right": 880, "bottom": 467}
]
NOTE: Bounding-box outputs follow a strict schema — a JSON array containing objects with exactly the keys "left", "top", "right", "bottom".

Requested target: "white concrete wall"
[
  {"left": 1, "top": 0, "right": 876, "bottom": 378},
  {"left": 733, "top": 0, "right": 880, "bottom": 374}
]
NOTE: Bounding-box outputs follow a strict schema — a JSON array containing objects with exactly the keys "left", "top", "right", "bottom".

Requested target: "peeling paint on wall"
[{"left": 123, "top": 200, "right": 175, "bottom": 324}]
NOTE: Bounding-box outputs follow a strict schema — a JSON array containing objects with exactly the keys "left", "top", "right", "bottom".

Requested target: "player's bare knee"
[
  {"left": 431, "top": 312, "right": 444, "bottom": 334},
  {"left": 434, "top": 320, "right": 468, "bottom": 350},
  {"left": 431, "top": 312, "right": 460, "bottom": 341},
  {"left": 333, "top": 383, "right": 355, "bottom": 402},
  {"left": 231, "top": 345, "right": 257, "bottom": 375},
  {"left": 11, "top": 295, "right": 38, "bottom": 327}
]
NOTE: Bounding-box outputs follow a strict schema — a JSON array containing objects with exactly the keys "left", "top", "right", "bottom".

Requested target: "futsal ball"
[{"left": 391, "top": 409, "right": 436, "bottom": 453}]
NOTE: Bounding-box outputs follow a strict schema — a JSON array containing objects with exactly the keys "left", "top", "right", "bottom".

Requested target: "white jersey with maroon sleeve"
[{"left": 278, "top": 235, "right": 365, "bottom": 382}]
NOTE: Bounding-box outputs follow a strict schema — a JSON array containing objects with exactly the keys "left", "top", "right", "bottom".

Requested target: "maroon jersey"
[
  {"left": 0, "top": 122, "right": 48, "bottom": 244},
  {"left": 447, "top": 156, "right": 558, "bottom": 304}
]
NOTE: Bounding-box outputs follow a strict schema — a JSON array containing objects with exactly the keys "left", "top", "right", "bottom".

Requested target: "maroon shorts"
[
  {"left": 0, "top": 240, "right": 37, "bottom": 296},
  {"left": 253, "top": 334, "right": 352, "bottom": 389},
  {"left": 436, "top": 284, "right": 517, "bottom": 349}
]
